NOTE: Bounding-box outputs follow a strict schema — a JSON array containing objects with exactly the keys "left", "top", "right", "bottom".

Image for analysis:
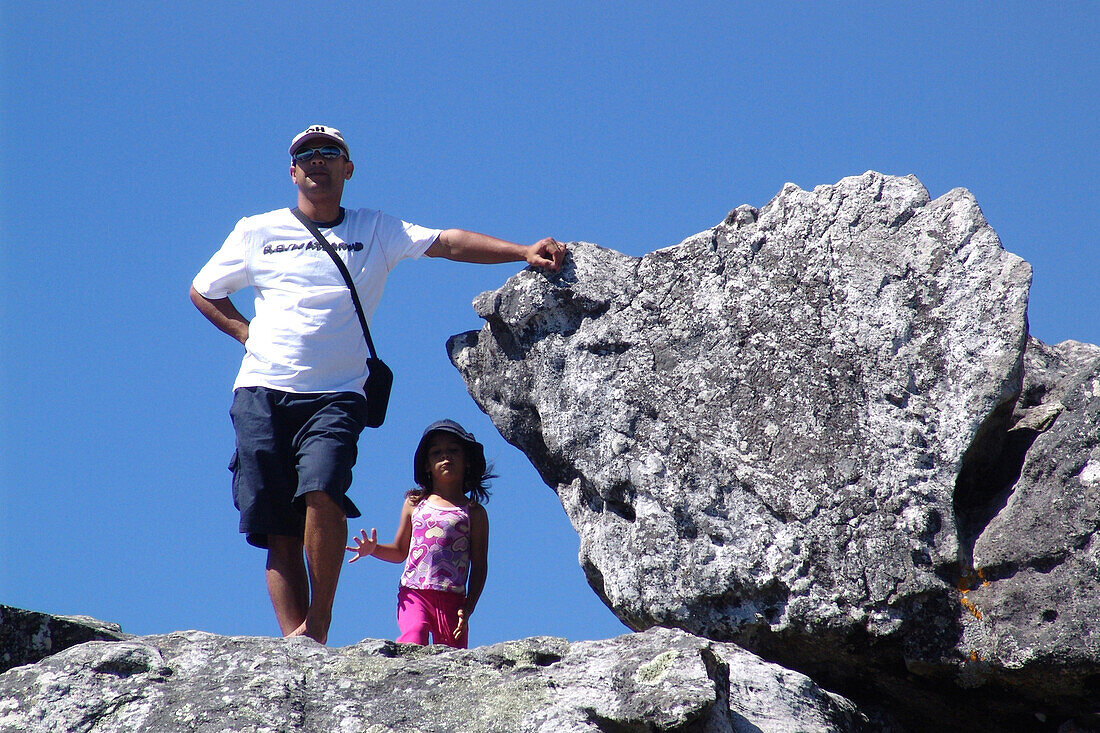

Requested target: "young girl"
[{"left": 346, "top": 419, "right": 491, "bottom": 648}]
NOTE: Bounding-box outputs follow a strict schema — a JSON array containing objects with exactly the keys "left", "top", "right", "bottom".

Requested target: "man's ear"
[
  {"left": 290, "top": 163, "right": 298, "bottom": 182},
  {"left": 344, "top": 160, "right": 354, "bottom": 180}
]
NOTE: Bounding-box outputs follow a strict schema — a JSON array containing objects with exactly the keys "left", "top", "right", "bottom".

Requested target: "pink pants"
[{"left": 396, "top": 586, "right": 467, "bottom": 648}]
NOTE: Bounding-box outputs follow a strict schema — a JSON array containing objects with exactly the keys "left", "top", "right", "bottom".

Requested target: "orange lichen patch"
[
  {"left": 957, "top": 567, "right": 990, "bottom": 593},
  {"left": 956, "top": 567, "right": 987, "bottom": 620},
  {"left": 960, "top": 595, "right": 983, "bottom": 620},
  {"left": 968, "top": 650, "right": 981, "bottom": 662}
]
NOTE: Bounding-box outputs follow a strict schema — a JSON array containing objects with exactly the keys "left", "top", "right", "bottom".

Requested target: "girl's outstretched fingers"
[{"left": 345, "top": 528, "right": 378, "bottom": 562}]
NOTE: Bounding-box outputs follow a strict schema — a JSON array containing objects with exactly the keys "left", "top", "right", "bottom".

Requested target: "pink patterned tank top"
[{"left": 400, "top": 499, "right": 471, "bottom": 594}]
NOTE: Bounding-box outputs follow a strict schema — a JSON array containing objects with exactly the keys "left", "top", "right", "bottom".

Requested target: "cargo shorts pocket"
[{"left": 228, "top": 451, "right": 240, "bottom": 510}]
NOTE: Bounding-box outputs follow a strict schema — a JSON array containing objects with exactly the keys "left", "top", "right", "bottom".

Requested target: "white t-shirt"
[{"left": 193, "top": 207, "right": 441, "bottom": 395}]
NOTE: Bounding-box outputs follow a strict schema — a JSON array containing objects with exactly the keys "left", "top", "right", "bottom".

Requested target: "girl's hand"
[
  {"left": 345, "top": 528, "right": 378, "bottom": 562},
  {"left": 455, "top": 608, "right": 468, "bottom": 638}
]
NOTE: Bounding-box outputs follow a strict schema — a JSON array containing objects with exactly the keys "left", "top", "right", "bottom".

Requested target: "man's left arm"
[{"left": 425, "top": 229, "right": 565, "bottom": 272}]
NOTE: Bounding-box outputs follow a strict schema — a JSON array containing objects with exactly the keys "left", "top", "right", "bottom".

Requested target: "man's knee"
[
  {"left": 267, "top": 534, "right": 306, "bottom": 568},
  {"left": 301, "top": 489, "right": 345, "bottom": 516}
]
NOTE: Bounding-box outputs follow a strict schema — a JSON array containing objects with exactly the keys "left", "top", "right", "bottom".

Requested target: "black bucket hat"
[{"left": 413, "top": 419, "right": 486, "bottom": 488}]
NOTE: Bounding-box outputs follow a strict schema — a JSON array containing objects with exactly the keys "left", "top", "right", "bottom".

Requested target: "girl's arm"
[
  {"left": 346, "top": 499, "right": 415, "bottom": 564},
  {"left": 456, "top": 504, "right": 489, "bottom": 637}
]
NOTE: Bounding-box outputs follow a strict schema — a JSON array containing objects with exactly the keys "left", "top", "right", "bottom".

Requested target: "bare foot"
[{"left": 286, "top": 617, "right": 328, "bottom": 644}]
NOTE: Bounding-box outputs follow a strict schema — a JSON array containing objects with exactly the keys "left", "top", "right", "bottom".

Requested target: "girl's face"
[{"left": 426, "top": 434, "right": 467, "bottom": 487}]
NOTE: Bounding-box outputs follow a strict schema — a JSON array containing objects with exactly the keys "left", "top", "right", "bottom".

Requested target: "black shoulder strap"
[{"left": 290, "top": 207, "right": 379, "bottom": 360}]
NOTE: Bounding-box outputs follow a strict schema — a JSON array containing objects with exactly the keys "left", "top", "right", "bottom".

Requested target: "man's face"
[{"left": 289, "top": 142, "right": 353, "bottom": 197}]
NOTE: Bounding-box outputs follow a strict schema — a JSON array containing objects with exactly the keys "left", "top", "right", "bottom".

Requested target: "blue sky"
[{"left": 2, "top": 3, "right": 1096, "bottom": 649}]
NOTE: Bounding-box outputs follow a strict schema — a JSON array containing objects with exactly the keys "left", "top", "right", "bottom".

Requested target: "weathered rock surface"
[
  {"left": 961, "top": 338, "right": 1100, "bottom": 708},
  {"left": 0, "top": 621, "right": 876, "bottom": 733},
  {"left": 0, "top": 604, "right": 131, "bottom": 674},
  {"left": 448, "top": 172, "right": 1099, "bottom": 730}
]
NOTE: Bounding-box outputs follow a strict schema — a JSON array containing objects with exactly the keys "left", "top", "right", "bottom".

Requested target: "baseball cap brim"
[{"left": 289, "top": 125, "right": 349, "bottom": 158}]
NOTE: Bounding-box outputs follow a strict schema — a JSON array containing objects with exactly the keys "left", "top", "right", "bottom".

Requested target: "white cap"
[{"left": 288, "top": 124, "right": 349, "bottom": 158}]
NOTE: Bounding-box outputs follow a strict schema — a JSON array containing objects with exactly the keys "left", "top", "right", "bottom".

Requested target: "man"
[{"left": 190, "top": 124, "right": 564, "bottom": 644}]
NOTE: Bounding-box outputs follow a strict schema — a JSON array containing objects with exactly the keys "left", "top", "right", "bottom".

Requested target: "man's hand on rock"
[{"left": 526, "top": 237, "right": 566, "bottom": 272}]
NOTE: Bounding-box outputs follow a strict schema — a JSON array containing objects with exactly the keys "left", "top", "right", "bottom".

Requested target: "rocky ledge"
[{"left": 0, "top": 610, "right": 877, "bottom": 732}]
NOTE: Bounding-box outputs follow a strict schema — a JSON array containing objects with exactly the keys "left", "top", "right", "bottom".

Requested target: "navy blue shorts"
[{"left": 228, "top": 386, "right": 367, "bottom": 549}]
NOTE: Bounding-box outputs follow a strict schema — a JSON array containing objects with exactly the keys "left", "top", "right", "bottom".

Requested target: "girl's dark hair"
[{"left": 406, "top": 444, "right": 496, "bottom": 506}]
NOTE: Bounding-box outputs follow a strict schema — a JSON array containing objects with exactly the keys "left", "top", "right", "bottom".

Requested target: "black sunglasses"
[{"left": 292, "top": 145, "right": 346, "bottom": 163}]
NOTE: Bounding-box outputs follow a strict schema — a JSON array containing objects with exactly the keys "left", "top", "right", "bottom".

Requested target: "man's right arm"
[{"left": 189, "top": 286, "right": 249, "bottom": 345}]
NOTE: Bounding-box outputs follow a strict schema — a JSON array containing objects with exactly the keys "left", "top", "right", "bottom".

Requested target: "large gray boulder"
[
  {"left": 448, "top": 172, "right": 1098, "bottom": 729},
  {"left": 0, "top": 624, "right": 875, "bottom": 732}
]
